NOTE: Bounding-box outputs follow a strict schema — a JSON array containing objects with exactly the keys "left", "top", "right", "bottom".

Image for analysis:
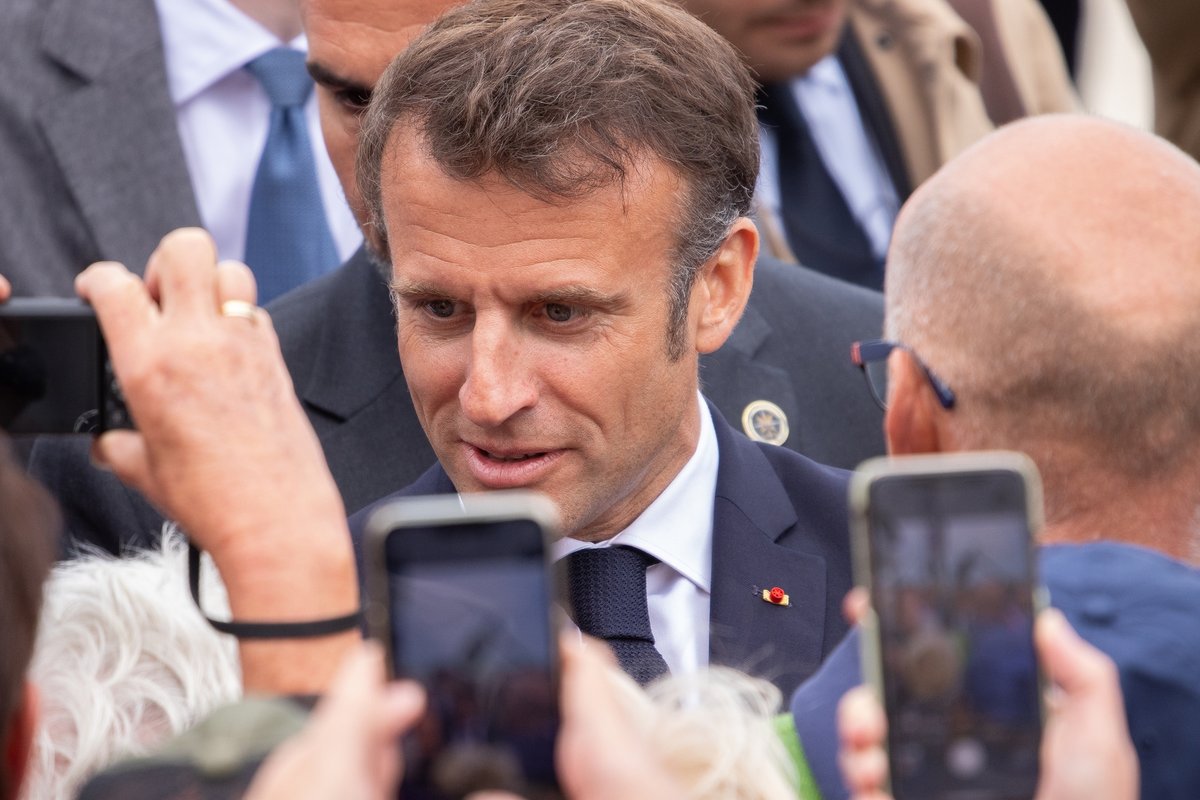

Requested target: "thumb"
[{"left": 1035, "top": 608, "right": 1116, "bottom": 698}]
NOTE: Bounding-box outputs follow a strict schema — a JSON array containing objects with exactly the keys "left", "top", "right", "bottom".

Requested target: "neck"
[
  {"left": 1041, "top": 483, "right": 1200, "bottom": 567},
  {"left": 227, "top": 0, "right": 302, "bottom": 41}
]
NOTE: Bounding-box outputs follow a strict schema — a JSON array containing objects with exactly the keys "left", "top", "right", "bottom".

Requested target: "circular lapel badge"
[{"left": 741, "top": 400, "right": 789, "bottom": 446}]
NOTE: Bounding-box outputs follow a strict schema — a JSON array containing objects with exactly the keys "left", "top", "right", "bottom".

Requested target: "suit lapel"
[
  {"left": 701, "top": 303, "right": 805, "bottom": 449},
  {"left": 37, "top": 0, "right": 201, "bottom": 273},
  {"left": 293, "top": 248, "right": 405, "bottom": 422},
  {"left": 707, "top": 407, "right": 829, "bottom": 692}
]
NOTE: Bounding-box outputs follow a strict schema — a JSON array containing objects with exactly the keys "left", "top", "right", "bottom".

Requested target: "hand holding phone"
[
  {"left": 364, "top": 491, "right": 563, "bottom": 800},
  {"left": 851, "top": 452, "right": 1045, "bottom": 800}
]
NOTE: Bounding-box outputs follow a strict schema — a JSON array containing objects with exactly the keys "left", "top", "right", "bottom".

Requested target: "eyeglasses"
[{"left": 851, "top": 339, "right": 956, "bottom": 411}]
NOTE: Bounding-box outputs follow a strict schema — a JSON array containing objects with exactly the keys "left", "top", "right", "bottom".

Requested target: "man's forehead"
[{"left": 303, "top": 0, "right": 461, "bottom": 75}]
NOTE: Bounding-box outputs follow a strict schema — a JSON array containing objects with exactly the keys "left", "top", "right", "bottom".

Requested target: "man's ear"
[
  {"left": 693, "top": 217, "right": 758, "bottom": 355},
  {"left": 4, "top": 682, "right": 39, "bottom": 799},
  {"left": 885, "top": 349, "right": 944, "bottom": 455}
]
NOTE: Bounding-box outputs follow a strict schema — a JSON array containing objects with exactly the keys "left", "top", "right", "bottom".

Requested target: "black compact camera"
[{"left": 0, "top": 299, "right": 132, "bottom": 434}]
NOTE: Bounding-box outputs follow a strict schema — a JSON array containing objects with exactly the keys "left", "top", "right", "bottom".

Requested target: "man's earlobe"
[
  {"left": 885, "top": 349, "right": 943, "bottom": 455},
  {"left": 694, "top": 218, "right": 758, "bottom": 354}
]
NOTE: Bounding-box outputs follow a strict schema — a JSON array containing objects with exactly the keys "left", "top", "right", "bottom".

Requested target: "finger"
[
  {"left": 0, "top": 274, "right": 10, "bottom": 302},
  {"left": 840, "top": 745, "right": 890, "bottom": 794},
  {"left": 75, "top": 262, "right": 158, "bottom": 372},
  {"left": 91, "top": 431, "right": 153, "bottom": 496},
  {"left": 216, "top": 259, "right": 259, "bottom": 306},
  {"left": 838, "top": 686, "right": 887, "bottom": 749},
  {"left": 148, "top": 228, "right": 221, "bottom": 318},
  {"left": 843, "top": 587, "right": 870, "bottom": 626},
  {"left": 1035, "top": 608, "right": 1117, "bottom": 697}
]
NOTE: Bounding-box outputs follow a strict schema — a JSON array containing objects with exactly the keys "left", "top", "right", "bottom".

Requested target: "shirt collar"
[
  {"left": 553, "top": 392, "right": 719, "bottom": 593},
  {"left": 795, "top": 53, "right": 848, "bottom": 95},
  {"left": 154, "top": 0, "right": 308, "bottom": 105}
]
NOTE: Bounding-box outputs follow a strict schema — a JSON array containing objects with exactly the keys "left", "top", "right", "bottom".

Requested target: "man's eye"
[
  {"left": 425, "top": 299, "right": 456, "bottom": 318},
  {"left": 544, "top": 303, "right": 575, "bottom": 323},
  {"left": 336, "top": 88, "right": 371, "bottom": 112}
]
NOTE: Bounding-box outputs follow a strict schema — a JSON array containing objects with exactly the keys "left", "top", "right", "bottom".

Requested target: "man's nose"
[{"left": 458, "top": 322, "right": 538, "bottom": 428}]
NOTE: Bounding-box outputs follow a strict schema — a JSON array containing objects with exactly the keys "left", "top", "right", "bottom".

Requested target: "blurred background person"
[
  {"left": 0, "top": 0, "right": 359, "bottom": 299},
  {"left": 675, "top": 0, "right": 1076, "bottom": 289}
]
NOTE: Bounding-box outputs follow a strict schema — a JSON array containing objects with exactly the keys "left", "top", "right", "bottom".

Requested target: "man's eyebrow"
[
  {"left": 388, "top": 281, "right": 630, "bottom": 309},
  {"left": 389, "top": 280, "right": 448, "bottom": 299},
  {"left": 306, "top": 60, "right": 371, "bottom": 96},
  {"left": 527, "top": 286, "right": 630, "bottom": 310}
]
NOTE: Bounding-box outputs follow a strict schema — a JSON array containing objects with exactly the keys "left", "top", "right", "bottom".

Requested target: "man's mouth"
[
  {"left": 481, "top": 449, "right": 547, "bottom": 462},
  {"left": 462, "top": 443, "right": 565, "bottom": 489}
]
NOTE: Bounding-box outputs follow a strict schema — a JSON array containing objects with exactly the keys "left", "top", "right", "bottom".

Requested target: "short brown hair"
[
  {"left": 0, "top": 437, "right": 59, "bottom": 798},
  {"left": 357, "top": 0, "right": 760, "bottom": 358}
]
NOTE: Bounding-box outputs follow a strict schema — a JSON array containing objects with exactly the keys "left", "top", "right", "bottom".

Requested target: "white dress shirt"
[
  {"left": 154, "top": 0, "right": 361, "bottom": 265},
  {"left": 553, "top": 392, "right": 718, "bottom": 676},
  {"left": 756, "top": 54, "right": 900, "bottom": 260}
]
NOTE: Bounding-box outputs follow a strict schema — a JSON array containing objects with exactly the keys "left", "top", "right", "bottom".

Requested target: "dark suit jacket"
[
  {"left": 789, "top": 542, "right": 1200, "bottom": 800},
  {"left": 352, "top": 401, "right": 854, "bottom": 697},
  {"left": 28, "top": 246, "right": 884, "bottom": 555},
  {"left": 0, "top": 0, "right": 200, "bottom": 295}
]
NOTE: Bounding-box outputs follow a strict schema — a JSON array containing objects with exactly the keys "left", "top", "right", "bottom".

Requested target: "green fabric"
[{"left": 775, "top": 712, "right": 823, "bottom": 800}]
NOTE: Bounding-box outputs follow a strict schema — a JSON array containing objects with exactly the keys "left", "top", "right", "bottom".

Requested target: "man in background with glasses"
[{"left": 793, "top": 114, "right": 1200, "bottom": 800}]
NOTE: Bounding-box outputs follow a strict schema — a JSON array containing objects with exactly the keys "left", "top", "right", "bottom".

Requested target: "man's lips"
[
  {"left": 461, "top": 442, "right": 566, "bottom": 489},
  {"left": 756, "top": 6, "right": 839, "bottom": 40}
]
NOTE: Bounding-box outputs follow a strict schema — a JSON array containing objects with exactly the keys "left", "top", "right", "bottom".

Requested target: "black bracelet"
[{"left": 187, "top": 542, "right": 364, "bottom": 639}]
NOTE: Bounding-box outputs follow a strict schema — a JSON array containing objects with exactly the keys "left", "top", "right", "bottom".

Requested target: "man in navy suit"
[
  {"left": 343, "top": 0, "right": 858, "bottom": 697},
  {"left": 28, "top": 0, "right": 884, "bottom": 557},
  {"left": 789, "top": 116, "right": 1200, "bottom": 800}
]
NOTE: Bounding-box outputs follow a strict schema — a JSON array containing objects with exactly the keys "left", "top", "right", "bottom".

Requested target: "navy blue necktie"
[
  {"left": 757, "top": 81, "right": 882, "bottom": 290},
  {"left": 244, "top": 48, "right": 339, "bottom": 303},
  {"left": 563, "top": 545, "right": 670, "bottom": 686}
]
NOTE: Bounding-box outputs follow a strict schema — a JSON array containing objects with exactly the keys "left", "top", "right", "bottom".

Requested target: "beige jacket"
[
  {"left": 1124, "top": 0, "right": 1200, "bottom": 163},
  {"left": 759, "top": 0, "right": 1078, "bottom": 263}
]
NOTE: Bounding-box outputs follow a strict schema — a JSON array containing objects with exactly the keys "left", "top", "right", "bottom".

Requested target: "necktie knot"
[{"left": 246, "top": 48, "right": 313, "bottom": 109}]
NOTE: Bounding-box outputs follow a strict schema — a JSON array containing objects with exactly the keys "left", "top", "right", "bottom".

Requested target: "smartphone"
[
  {"left": 0, "top": 299, "right": 131, "bottom": 434},
  {"left": 851, "top": 452, "right": 1045, "bottom": 800},
  {"left": 363, "top": 491, "right": 564, "bottom": 800}
]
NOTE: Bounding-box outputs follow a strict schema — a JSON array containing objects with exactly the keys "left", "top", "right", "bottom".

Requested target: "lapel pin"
[
  {"left": 760, "top": 586, "right": 790, "bottom": 606},
  {"left": 741, "top": 400, "right": 789, "bottom": 446}
]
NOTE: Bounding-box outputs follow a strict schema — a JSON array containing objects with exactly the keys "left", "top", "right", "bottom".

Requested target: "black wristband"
[{"left": 187, "top": 542, "right": 363, "bottom": 639}]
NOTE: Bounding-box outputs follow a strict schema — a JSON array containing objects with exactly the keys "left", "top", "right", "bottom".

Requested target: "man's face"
[
  {"left": 303, "top": 0, "right": 460, "bottom": 223},
  {"left": 380, "top": 132, "right": 708, "bottom": 542},
  {"left": 677, "top": 0, "right": 849, "bottom": 82}
]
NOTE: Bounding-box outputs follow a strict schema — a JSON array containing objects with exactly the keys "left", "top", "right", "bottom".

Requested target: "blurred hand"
[
  {"left": 465, "top": 636, "right": 685, "bottom": 800},
  {"left": 839, "top": 609, "right": 1138, "bottom": 800},
  {"left": 246, "top": 642, "right": 426, "bottom": 800},
  {"left": 555, "top": 636, "right": 684, "bottom": 800},
  {"left": 75, "top": 228, "right": 359, "bottom": 693},
  {"left": 0, "top": 274, "right": 10, "bottom": 302},
  {"left": 1034, "top": 608, "right": 1138, "bottom": 800}
]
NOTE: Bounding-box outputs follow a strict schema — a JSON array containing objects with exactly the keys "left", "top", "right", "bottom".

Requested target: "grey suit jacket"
[{"left": 0, "top": 0, "right": 199, "bottom": 295}]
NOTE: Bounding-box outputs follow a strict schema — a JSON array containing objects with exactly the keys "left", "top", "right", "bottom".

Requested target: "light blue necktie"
[{"left": 244, "top": 48, "right": 339, "bottom": 303}]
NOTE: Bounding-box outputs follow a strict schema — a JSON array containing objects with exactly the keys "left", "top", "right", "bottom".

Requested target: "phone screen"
[
  {"left": 868, "top": 470, "right": 1040, "bottom": 800},
  {"left": 0, "top": 309, "right": 106, "bottom": 434},
  {"left": 383, "top": 518, "right": 561, "bottom": 800}
]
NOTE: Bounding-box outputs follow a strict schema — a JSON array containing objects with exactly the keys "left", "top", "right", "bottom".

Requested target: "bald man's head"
[{"left": 885, "top": 116, "right": 1200, "bottom": 522}]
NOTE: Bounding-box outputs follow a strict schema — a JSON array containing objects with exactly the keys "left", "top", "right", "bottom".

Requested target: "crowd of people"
[{"left": 1, "top": 0, "right": 1197, "bottom": 798}]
